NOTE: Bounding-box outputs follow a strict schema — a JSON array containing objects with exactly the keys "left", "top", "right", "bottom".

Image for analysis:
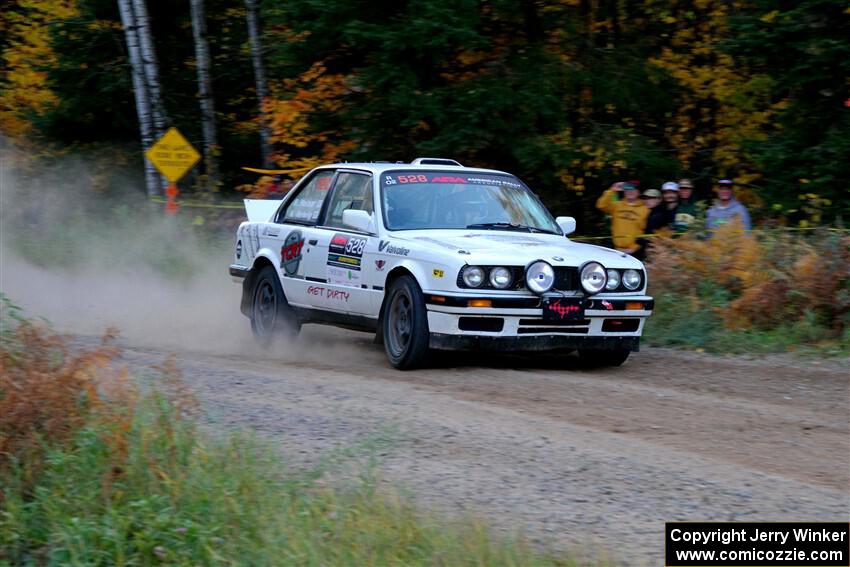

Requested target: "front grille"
[
  {"left": 553, "top": 267, "right": 579, "bottom": 292},
  {"left": 517, "top": 317, "right": 590, "bottom": 335},
  {"left": 458, "top": 317, "right": 505, "bottom": 332},
  {"left": 602, "top": 318, "right": 641, "bottom": 332}
]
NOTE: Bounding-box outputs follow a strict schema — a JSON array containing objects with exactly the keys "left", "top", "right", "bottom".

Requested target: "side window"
[
  {"left": 323, "top": 172, "right": 373, "bottom": 229},
  {"left": 278, "top": 170, "right": 335, "bottom": 224}
]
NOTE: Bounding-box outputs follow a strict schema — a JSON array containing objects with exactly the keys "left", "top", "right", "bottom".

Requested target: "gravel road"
[{"left": 104, "top": 327, "right": 849, "bottom": 566}]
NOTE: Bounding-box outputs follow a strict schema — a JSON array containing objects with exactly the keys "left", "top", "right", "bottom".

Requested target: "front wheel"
[
  {"left": 250, "top": 265, "right": 300, "bottom": 345},
  {"left": 382, "top": 275, "right": 430, "bottom": 370},
  {"left": 577, "top": 348, "right": 631, "bottom": 368}
]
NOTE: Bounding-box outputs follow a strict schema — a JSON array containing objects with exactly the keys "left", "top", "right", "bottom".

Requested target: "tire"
[
  {"left": 577, "top": 347, "right": 631, "bottom": 368},
  {"left": 382, "top": 275, "right": 430, "bottom": 370},
  {"left": 250, "top": 265, "right": 300, "bottom": 345}
]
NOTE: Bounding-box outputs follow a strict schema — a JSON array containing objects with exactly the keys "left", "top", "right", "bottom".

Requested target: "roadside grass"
[{"left": 0, "top": 301, "right": 580, "bottom": 566}]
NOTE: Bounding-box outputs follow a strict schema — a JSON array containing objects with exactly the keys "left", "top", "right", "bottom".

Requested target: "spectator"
[
  {"left": 595, "top": 181, "right": 650, "bottom": 257},
  {"left": 706, "top": 178, "right": 751, "bottom": 234},
  {"left": 646, "top": 182, "right": 678, "bottom": 235},
  {"left": 635, "top": 188, "right": 662, "bottom": 260},
  {"left": 674, "top": 178, "right": 697, "bottom": 232}
]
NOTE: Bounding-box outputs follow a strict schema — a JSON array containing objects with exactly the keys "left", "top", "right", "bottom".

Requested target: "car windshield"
[{"left": 381, "top": 171, "right": 561, "bottom": 233}]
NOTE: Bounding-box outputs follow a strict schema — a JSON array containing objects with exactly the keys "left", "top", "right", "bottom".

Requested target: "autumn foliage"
[
  {"left": 0, "top": 313, "right": 133, "bottom": 487},
  {"left": 646, "top": 225, "right": 850, "bottom": 335}
]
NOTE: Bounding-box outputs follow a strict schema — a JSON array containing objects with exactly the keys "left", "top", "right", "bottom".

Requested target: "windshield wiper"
[{"left": 466, "top": 222, "right": 560, "bottom": 235}]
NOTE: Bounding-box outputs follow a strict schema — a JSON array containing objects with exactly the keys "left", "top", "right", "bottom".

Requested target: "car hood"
[{"left": 396, "top": 230, "right": 641, "bottom": 268}]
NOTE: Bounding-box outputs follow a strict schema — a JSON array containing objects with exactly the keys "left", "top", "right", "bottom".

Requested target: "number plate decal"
[{"left": 542, "top": 298, "right": 584, "bottom": 321}]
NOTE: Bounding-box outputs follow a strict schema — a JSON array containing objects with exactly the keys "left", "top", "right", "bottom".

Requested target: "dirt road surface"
[{"left": 102, "top": 328, "right": 849, "bottom": 565}]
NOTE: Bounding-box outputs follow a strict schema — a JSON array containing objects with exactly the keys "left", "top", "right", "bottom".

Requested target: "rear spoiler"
[{"left": 243, "top": 199, "right": 283, "bottom": 223}]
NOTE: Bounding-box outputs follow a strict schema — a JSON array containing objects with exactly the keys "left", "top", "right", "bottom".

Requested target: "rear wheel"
[
  {"left": 250, "top": 265, "right": 300, "bottom": 345},
  {"left": 382, "top": 275, "right": 430, "bottom": 369},
  {"left": 577, "top": 348, "right": 630, "bottom": 368}
]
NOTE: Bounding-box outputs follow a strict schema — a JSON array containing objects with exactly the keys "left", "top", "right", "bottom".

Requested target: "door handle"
[{"left": 308, "top": 239, "right": 318, "bottom": 245}]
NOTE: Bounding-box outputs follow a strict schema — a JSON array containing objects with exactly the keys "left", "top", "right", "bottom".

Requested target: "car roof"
[{"left": 312, "top": 161, "right": 513, "bottom": 177}]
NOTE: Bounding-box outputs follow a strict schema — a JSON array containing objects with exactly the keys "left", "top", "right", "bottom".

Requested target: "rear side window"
[{"left": 279, "top": 170, "right": 335, "bottom": 224}]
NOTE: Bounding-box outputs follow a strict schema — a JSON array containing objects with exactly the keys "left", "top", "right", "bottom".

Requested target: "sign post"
[{"left": 145, "top": 127, "right": 201, "bottom": 215}]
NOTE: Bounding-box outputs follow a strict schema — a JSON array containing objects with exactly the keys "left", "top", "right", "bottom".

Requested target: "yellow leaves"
[
  {"left": 0, "top": 0, "right": 79, "bottom": 141},
  {"left": 760, "top": 10, "right": 779, "bottom": 23}
]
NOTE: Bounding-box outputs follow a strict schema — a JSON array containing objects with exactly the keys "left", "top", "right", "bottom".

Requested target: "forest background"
[
  {"left": 1, "top": 0, "right": 849, "bottom": 352},
  {"left": 2, "top": 0, "right": 849, "bottom": 224}
]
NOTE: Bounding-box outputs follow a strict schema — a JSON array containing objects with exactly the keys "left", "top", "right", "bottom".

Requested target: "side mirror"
[
  {"left": 555, "top": 216, "right": 576, "bottom": 236},
  {"left": 342, "top": 209, "right": 374, "bottom": 233}
]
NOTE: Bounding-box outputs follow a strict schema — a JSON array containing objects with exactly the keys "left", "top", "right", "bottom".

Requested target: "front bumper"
[{"left": 425, "top": 293, "right": 652, "bottom": 352}]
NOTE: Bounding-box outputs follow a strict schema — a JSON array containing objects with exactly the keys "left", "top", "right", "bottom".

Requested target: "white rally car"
[{"left": 230, "top": 158, "right": 653, "bottom": 369}]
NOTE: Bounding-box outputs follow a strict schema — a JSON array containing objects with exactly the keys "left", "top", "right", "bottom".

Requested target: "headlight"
[
  {"left": 623, "top": 269, "right": 642, "bottom": 290},
  {"left": 525, "top": 261, "right": 555, "bottom": 294},
  {"left": 489, "top": 267, "right": 513, "bottom": 289},
  {"left": 462, "top": 266, "right": 485, "bottom": 288},
  {"left": 580, "top": 262, "right": 607, "bottom": 294},
  {"left": 605, "top": 269, "right": 621, "bottom": 290}
]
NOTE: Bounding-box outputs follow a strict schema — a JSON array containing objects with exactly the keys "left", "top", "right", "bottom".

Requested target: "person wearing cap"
[
  {"left": 596, "top": 181, "right": 650, "bottom": 256},
  {"left": 706, "top": 178, "right": 751, "bottom": 234},
  {"left": 646, "top": 182, "right": 679, "bottom": 235},
  {"left": 674, "top": 178, "right": 697, "bottom": 232}
]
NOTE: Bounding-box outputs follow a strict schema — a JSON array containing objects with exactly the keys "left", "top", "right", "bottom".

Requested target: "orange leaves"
[{"left": 264, "top": 62, "right": 352, "bottom": 171}]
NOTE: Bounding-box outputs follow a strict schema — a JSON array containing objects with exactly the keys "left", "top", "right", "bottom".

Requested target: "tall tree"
[
  {"left": 189, "top": 0, "right": 219, "bottom": 188},
  {"left": 131, "top": 0, "right": 167, "bottom": 138},
  {"left": 118, "top": 0, "right": 160, "bottom": 196},
  {"left": 244, "top": 0, "right": 272, "bottom": 168}
]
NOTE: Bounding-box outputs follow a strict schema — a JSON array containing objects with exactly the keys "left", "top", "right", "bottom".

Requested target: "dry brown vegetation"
[
  {"left": 647, "top": 224, "right": 850, "bottom": 335},
  {"left": 0, "top": 318, "right": 134, "bottom": 489}
]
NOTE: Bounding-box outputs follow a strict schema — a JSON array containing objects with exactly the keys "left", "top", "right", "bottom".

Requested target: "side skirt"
[{"left": 291, "top": 307, "right": 379, "bottom": 334}]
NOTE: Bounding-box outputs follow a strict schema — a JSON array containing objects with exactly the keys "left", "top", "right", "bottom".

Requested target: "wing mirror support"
[
  {"left": 555, "top": 216, "right": 576, "bottom": 236},
  {"left": 342, "top": 209, "right": 374, "bottom": 233}
]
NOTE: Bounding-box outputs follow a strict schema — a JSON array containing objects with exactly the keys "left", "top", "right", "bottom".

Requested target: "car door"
[
  {"left": 300, "top": 170, "right": 380, "bottom": 316},
  {"left": 264, "top": 169, "right": 336, "bottom": 308}
]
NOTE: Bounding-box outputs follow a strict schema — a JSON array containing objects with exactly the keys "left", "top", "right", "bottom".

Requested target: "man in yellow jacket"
[{"left": 595, "top": 182, "right": 650, "bottom": 256}]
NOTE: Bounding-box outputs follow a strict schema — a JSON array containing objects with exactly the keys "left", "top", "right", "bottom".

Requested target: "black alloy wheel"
[
  {"left": 250, "top": 265, "right": 300, "bottom": 345},
  {"left": 382, "top": 275, "right": 430, "bottom": 369}
]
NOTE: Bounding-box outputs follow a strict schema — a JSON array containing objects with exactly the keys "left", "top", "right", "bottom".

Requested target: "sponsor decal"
[
  {"left": 547, "top": 300, "right": 581, "bottom": 318},
  {"left": 316, "top": 176, "right": 332, "bottom": 191},
  {"left": 327, "top": 233, "right": 367, "bottom": 287},
  {"left": 601, "top": 299, "right": 614, "bottom": 311},
  {"left": 431, "top": 176, "right": 467, "bottom": 183},
  {"left": 375, "top": 259, "right": 386, "bottom": 271},
  {"left": 327, "top": 266, "right": 362, "bottom": 287},
  {"left": 306, "top": 285, "right": 349, "bottom": 302},
  {"left": 235, "top": 239, "right": 243, "bottom": 259},
  {"left": 432, "top": 269, "right": 444, "bottom": 278},
  {"left": 467, "top": 176, "right": 522, "bottom": 188},
  {"left": 379, "top": 240, "right": 410, "bottom": 256},
  {"left": 280, "top": 230, "right": 305, "bottom": 276}
]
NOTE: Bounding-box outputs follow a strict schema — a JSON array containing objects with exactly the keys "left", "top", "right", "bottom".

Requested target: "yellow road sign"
[{"left": 145, "top": 127, "right": 201, "bottom": 182}]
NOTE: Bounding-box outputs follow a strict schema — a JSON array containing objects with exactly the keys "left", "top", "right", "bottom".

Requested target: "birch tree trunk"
[
  {"left": 190, "top": 0, "right": 219, "bottom": 188},
  {"left": 245, "top": 0, "right": 272, "bottom": 168},
  {"left": 117, "top": 0, "right": 159, "bottom": 196},
  {"left": 131, "top": 0, "right": 167, "bottom": 138}
]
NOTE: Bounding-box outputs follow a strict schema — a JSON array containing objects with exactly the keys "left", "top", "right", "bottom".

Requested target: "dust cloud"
[{"left": 0, "top": 147, "right": 367, "bottom": 364}]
